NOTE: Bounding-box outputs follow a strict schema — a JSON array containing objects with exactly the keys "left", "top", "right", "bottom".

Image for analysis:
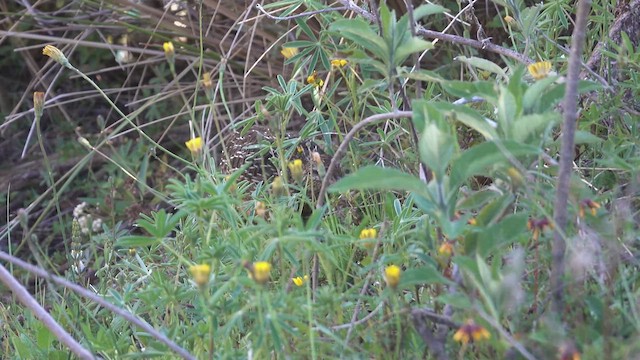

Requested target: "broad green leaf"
[
  {"left": 116, "top": 235, "right": 158, "bottom": 247},
  {"left": 475, "top": 194, "right": 514, "bottom": 227},
  {"left": 412, "top": 4, "right": 448, "bottom": 19},
  {"left": 395, "top": 38, "right": 433, "bottom": 65},
  {"left": 449, "top": 141, "right": 540, "bottom": 189},
  {"left": 523, "top": 75, "right": 558, "bottom": 113},
  {"left": 329, "top": 166, "right": 430, "bottom": 199},
  {"left": 398, "top": 69, "right": 445, "bottom": 83},
  {"left": 457, "top": 189, "right": 501, "bottom": 210},
  {"left": 455, "top": 56, "right": 507, "bottom": 80},
  {"left": 512, "top": 112, "right": 560, "bottom": 142},
  {"left": 575, "top": 130, "right": 603, "bottom": 144},
  {"left": 477, "top": 214, "right": 528, "bottom": 256},
  {"left": 330, "top": 20, "right": 387, "bottom": 61},
  {"left": 420, "top": 122, "right": 455, "bottom": 180},
  {"left": 431, "top": 102, "right": 498, "bottom": 140},
  {"left": 497, "top": 86, "right": 517, "bottom": 137},
  {"left": 400, "top": 265, "right": 450, "bottom": 287}
]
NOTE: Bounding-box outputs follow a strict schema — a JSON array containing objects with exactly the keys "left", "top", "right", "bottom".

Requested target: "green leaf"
[
  {"left": 455, "top": 56, "right": 507, "bottom": 80},
  {"left": 575, "top": 130, "right": 603, "bottom": 144},
  {"left": 398, "top": 69, "right": 445, "bottom": 83},
  {"left": 329, "top": 166, "right": 430, "bottom": 199},
  {"left": 420, "top": 122, "right": 455, "bottom": 179},
  {"left": 400, "top": 265, "right": 450, "bottom": 287},
  {"left": 330, "top": 20, "right": 387, "bottom": 61},
  {"left": 449, "top": 140, "right": 540, "bottom": 189},
  {"left": 412, "top": 4, "right": 448, "bottom": 19},
  {"left": 395, "top": 38, "right": 433, "bottom": 65},
  {"left": 477, "top": 214, "right": 528, "bottom": 256},
  {"left": 431, "top": 102, "right": 498, "bottom": 140},
  {"left": 116, "top": 235, "right": 158, "bottom": 247},
  {"left": 523, "top": 75, "right": 559, "bottom": 113},
  {"left": 512, "top": 112, "right": 560, "bottom": 142},
  {"left": 497, "top": 85, "right": 518, "bottom": 138}
]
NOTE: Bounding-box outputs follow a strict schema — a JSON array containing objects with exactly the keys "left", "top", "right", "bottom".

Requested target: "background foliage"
[{"left": 1, "top": 0, "right": 639, "bottom": 359}]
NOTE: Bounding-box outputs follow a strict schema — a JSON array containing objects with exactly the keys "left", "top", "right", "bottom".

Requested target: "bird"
[{"left": 217, "top": 125, "right": 334, "bottom": 198}]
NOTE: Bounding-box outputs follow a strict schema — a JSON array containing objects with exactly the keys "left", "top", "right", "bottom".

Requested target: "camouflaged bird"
[{"left": 218, "top": 125, "right": 334, "bottom": 198}]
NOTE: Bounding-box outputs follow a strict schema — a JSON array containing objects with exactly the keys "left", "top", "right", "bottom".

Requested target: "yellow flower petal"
[
  {"left": 384, "top": 265, "right": 401, "bottom": 289},
  {"left": 281, "top": 47, "right": 299, "bottom": 59},
  {"left": 527, "top": 61, "right": 552, "bottom": 80},
  {"left": 185, "top": 137, "right": 203, "bottom": 154}
]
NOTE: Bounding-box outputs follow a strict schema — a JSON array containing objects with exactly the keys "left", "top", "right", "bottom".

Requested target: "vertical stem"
[{"left": 551, "top": 0, "right": 592, "bottom": 318}]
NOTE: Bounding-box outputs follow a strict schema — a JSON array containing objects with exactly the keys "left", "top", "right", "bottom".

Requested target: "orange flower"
[
  {"left": 578, "top": 198, "right": 600, "bottom": 218},
  {"left": 453, "top": 320, "right": 491, "bottom": 344}
]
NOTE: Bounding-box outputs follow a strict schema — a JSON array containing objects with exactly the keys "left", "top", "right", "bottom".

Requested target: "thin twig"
[
  {"left": 551, "top": 0, "right": 593, "bottom": 318},
  {"left": 344, "top": 239, "right": 383, "bottom": 344},
  {"left": 476, "top": 308, "right": 537, "bottom": 360},
  {"left": 255, "top": 3, "right": 348, "bottom": 21},
  {"left": 332, "top": 0, "right": 532, "bottom": 64},
  {"left": 316, "top": 111, "right": 412, "bottom": 209},
  {"left": 0, "top": 263, "right": 95, "bottom": 360},
  {"left": 0, "top": 251, "right": 196, "bottom": 360},
  {"left": 329, "top": 301, "right": 385, "bottom": 330}
]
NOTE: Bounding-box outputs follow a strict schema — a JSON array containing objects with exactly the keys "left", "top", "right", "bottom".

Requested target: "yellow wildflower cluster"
[
  {"left": 331, "top": 59, "right": 348, "bottom": 68},
  {"left": 306, "top": 71, "right": 324, "bottom": 87}
]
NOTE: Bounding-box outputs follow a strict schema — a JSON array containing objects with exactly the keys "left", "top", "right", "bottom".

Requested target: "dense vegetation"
[{"left": 1, "top": 0, "right": 639, "bottom": 359}]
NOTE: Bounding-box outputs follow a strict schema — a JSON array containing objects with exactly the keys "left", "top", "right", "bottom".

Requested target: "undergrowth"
[{"left": 1, "top": 0, "right": 639, "bottom": 359}]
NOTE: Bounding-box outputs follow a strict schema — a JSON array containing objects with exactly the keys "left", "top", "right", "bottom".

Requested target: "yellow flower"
[
  {"left": 33, "top": 92, "right": 45, "bottom": 118},
  {"left": 306, "top": 71, "right": 324, "bottom": 87},
  {"left": 292, "top": 275, "right": 309, "bottom": 287},
  {"left": 245, "top": 261, "right": 272, "bottom": 284},
  {"left": 359, "top": 228, "right": 378, "bottom": 249},
  {"left": 281, "top": 47, "right": 299, "bottom": 59},
  {"left": 438, "top": 242, "right": 454, "bottom": 257},
  {"left": 42, "top": 45, "right": 70, "bottom": 67},
  {"left": 185, "top": 137, "right": 203, "bottom": 155},
  {"left": 271, "top": 176, "right": 285, "bottom": 197},
  {"left": 504, "top": 15, "right": 516, "bottom": 25},
  {"left": 359, "top": 228, "right": 377, "bottom": 239},
  {"left": 384, "top": 265, "right": 401, "bottom": 289},
  {"left": 255, "top": 201, "right": 267, "bottom": 218},
  {"left": 189, "top": 264, "right": 211, "bottom": 287},
  {"left": 527, "top": 61, "right": 553, "bottom": 80},
  {"left": 467, "top": 217, "right": 477, "bottom": 226},
  {"left": 288, "top": 159, "right": 304, "bottom": 183},
  {"left": 331, "top": 59, "right": 348, "bottom": 68},
  {"left": 163, "top": 42, "right": 175, "bottom": 58},
  {"left": 453, "top": 320, "right": 491, "bottom": 344}
]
